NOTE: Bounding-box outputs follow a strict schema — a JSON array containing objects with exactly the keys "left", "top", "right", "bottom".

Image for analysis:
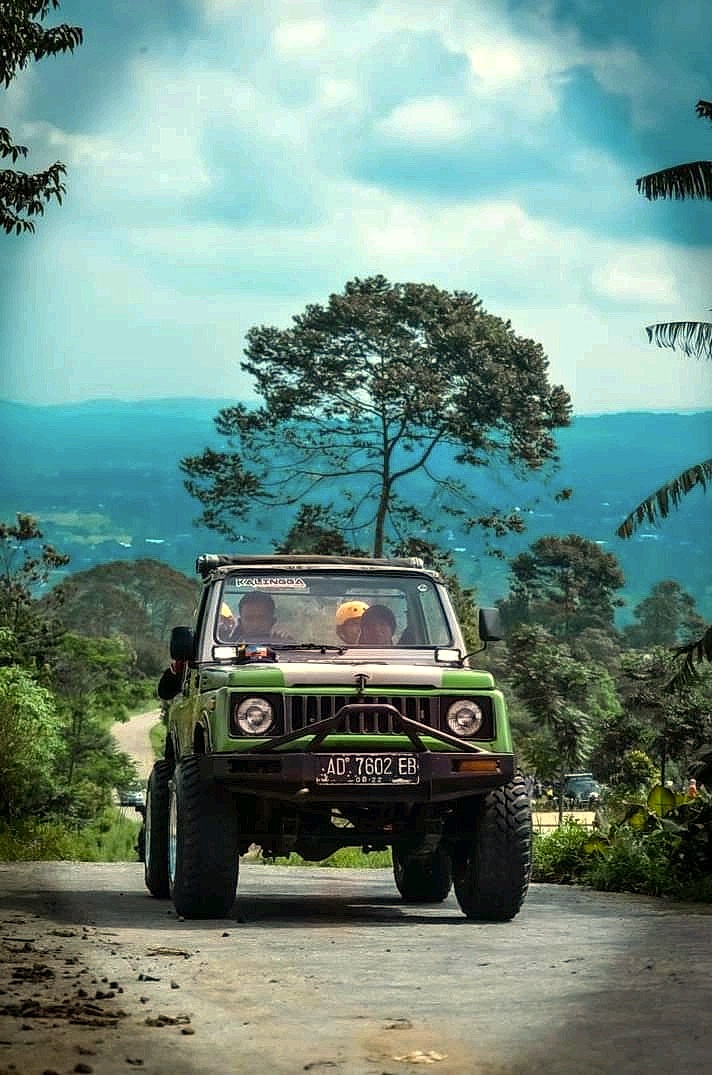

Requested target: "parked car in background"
[
  {"left": 562, "top": 772, "right": 602, "bottom": 808},
  {"left": 118, "top": 788, "right": 145, "bottom": 810}
]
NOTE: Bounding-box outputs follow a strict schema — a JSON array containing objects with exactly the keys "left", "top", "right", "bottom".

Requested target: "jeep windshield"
[{"left": 214, "top": 570, "right": 454, "bottom": 649}]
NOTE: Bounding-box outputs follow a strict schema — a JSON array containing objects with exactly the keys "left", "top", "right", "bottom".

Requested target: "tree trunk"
[{"left": 558, "top": 765, "right": 565, "bottom": 826}]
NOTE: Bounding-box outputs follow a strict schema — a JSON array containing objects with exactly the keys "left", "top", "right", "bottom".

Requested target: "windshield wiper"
[{"left": 273, "top": 642, "right": 346, "bottom": 654}]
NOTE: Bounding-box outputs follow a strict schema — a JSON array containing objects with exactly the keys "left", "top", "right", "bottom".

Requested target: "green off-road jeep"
[{"left": 144, "top": 554, "right": 531, "bottom": 920}]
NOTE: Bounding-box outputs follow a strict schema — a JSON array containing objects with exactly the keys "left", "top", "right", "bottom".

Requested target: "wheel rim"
[{"left": 168, "top": 783, "right": 177, "bottom": 887}]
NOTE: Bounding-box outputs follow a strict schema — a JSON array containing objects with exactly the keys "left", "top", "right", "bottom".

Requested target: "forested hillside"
[{"left": 1, "top": 399, "right": 710, "bottom": 620}]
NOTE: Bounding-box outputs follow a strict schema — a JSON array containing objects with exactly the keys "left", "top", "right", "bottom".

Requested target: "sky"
[{"left": 1, "top": 0, "right": 711, "bottom": 415}]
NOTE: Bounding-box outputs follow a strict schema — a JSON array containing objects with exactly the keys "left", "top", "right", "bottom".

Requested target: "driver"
[{"left": 224, "top": 591, "right": 293, "bottom": 642}]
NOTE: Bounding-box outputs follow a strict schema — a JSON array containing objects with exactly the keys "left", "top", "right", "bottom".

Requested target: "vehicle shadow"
[{"left": 0, "top": 865, "right": 656, "bottom": 933}]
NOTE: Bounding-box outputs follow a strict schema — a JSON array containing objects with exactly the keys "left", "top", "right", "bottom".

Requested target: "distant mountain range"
[{"left": 1, "top": 398, "right": 710, "bottom": 623}]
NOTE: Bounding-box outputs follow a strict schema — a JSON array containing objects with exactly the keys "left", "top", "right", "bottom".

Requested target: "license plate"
[{"left": 315, "top": 754, "right": 419, "bottom": 785}]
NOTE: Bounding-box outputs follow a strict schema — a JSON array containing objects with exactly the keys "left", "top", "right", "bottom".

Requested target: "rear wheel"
[
  {"left": 144, "top": 760, "right": 171, "bottom": 898},
  {"left": 393, "top": 844, "right": 452, "bottom": 904},
  {"left": 168, "top": 755, "right": 240, "bottom": 919},
  {"left": 453, "top": 775, "right": 532, "bottom": 922}
]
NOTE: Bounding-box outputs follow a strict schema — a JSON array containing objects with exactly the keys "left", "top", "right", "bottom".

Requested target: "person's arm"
[{"left": 157, "top": 659, "right": 186, "bottom": 701}]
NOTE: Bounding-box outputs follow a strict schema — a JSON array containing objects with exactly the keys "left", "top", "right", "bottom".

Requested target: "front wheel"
[
  {"left": 392, "top": 845, "right": 452, "bottom": 903},
  {"left": 169, "top": 755, "right": 240, "bottom": 919},
  {"left": 453, "top": 775, "right": 532, "bottom": 922},
  {"left": 144, "top": 760, "right": 171, "bottom": 898}
]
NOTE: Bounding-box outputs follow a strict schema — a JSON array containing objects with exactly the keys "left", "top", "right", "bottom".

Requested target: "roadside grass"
[
  {"left": 249, "top": 847, "right": 393, "bottom": 868},
  {"left": 149, "top": 719, "right": 167, "bottom": 759},
  {"left": 0, "top": 810, "right": 141, "bottom": 863}
]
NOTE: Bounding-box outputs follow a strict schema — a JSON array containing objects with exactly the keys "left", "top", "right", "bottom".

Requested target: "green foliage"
[
  {"left": 508, "top": 624, "right": 597, "bottom": 769},
  {"left": 623, "top": 580, "right": 706, "bottom": 650},
  {"left": 40, "top": 631, "right": 141, "bottom": 817},
  {"left": 532, "top": 820, "right": 591, "bottom": 882},
  {"left": 75, "top": 808, "right": 143, "bottom": 862},
  {"left": 535, "top": 783, "right": 712, "bottom": 900},
  {"left": 0, "top": 663, "right": 61, "bottom": 818},
  {"left": 149, "top": 718, "right": 167, "bottom": 759},
  {"left": 52, "top": 631, "right": 139, "bottom": 709},
  {"left": 275, "top": 504, "right": 367, "bottom": 556},
  {"left": 670, "top": 625, "right": 712, "bottom": 691},
  {"left": 0, "top": 521, "right": 145, "bottom": 829},
  {"left": 1, "top": 2, "right": 83, "bottom": 234},
  {"left": 0, "top": 513, "right": 69, "bottom": 670},
  {"left": 181, "top": 275, "right": 572, "bottom": 556},
  {"left": 618, "top": 648, "right": 712, "bottom": 780},
  {"left": 0, "top": 809, "right": 141, "bottom": 862},
  {"left": 585, "top": 827, "right": 677, "bottom": 895},
  {"left": 500, "top": 534, "right": 625, "bottom": 640},
  {"left": 616, "top": 749, "right": 658, "bottom": 794},
  {"left": 47, "top": 558, "right": 200, "bottom": 676}
]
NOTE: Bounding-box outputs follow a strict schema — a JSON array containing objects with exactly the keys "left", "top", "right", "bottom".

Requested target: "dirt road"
[
  {"left": 1, "top": 861, "right": 711, "bottom": 1075},
  {"left": 112, "top": 709, "right": 162, "bottom": 783}
]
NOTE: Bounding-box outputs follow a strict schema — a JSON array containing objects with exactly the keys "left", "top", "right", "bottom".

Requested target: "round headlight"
[
  {"left": 446, "top": 699, "right": 484, "bottom": 738},
  {"left": 235, "top": 697, "right": 274, "bottom": 735}
]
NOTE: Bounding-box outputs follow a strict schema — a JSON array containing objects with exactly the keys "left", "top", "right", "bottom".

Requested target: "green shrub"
[
  {"left": 532, "top": 820, "right": 591, "bottom": 883},
  {"left": 76, "top": 809, "right": 142, "bottom": 862},
  {"left": 585, "top": 827, "right": 676, "bottom": 896},
  {"left": 0, "top": 809, "right": 141, "bottom": 862},
  {"left": 0, "top": 819, "right": 85, "bottom": 861}
]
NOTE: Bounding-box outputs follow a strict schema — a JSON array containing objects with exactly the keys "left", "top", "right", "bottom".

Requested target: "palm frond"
[
  {"left": 696, "top": 100, "right": 712, "bottom": 121},
  {"left": 616, "top": 458, "right": 712, "bottom": 538},
  {"left": 645, "top": 320, "right": 712, "bottom": 360},
  {"left": 636, "top": 161, "right": 712, "bottom": 201},
  {"left": 667, "top": 624, "right": 712, "bottom": 690}
]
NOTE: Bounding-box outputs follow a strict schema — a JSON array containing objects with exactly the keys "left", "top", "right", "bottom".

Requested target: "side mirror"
[
  {"left": 478, "top": 607, "right": 504, "bottom": 643},
  {"left": 170, "top": 626, "right": 194, "bottom": 660}
]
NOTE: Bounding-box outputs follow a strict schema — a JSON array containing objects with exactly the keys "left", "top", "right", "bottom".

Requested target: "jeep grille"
[{"left": 287, "top": 695, "right": 438, "bottom": 734}]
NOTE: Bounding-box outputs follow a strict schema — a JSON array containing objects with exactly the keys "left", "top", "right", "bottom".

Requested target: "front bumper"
[{"left": 198, "top": 703, "right": 515, "bottom": 803}]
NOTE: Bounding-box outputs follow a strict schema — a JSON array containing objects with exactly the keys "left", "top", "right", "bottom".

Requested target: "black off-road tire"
[
  {"left": 144, "top": 760, "right": 171, "bottom": 898},
  {"left": 169, "top": 755, "right": 240, "bottom": 919},
  {"left": 392, "top": 845, "right": 452, "bottom": 903},
  {"left": 136, "top": 825, "right": 146, "bottom": 863},
  {"left": 453, "top": 774, "right": 532, "bottom": 922}
]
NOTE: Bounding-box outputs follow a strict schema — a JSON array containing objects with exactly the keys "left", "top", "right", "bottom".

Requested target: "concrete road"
[{"left": 0, "top": 861, "right": 710, "bottom": 1075}]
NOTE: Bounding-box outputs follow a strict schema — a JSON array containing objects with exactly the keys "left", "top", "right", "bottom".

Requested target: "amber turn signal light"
[{"left": 453, "top": 758, "right": 501, "bottom": 774}]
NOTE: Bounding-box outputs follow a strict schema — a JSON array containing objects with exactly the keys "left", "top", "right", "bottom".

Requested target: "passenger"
[
  {"left": 217, "top": 601, "right": 237, "bottom": 640},
  {"left": 358, "top": 604, "right": 396, "bottom": 646},
  {"left": 335, "top": 600, "right": 369, "bottom": 645}
]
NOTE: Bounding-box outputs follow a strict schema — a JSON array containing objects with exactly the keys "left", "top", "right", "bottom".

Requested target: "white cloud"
[
  {"left": 462, "top": 34, "right": 566, "bottom": 119},
  {"left": 273, "top": 18, "right": 328, "bottom": 52},
  {"left": 376, "top": 97, "right": 468, "bottom": 144},
  {"left": 316, "top": 77, "right": 360, "bottom": 109},
  {"left": 591, "top": 253, "right": 680, "bottom": 306}
]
